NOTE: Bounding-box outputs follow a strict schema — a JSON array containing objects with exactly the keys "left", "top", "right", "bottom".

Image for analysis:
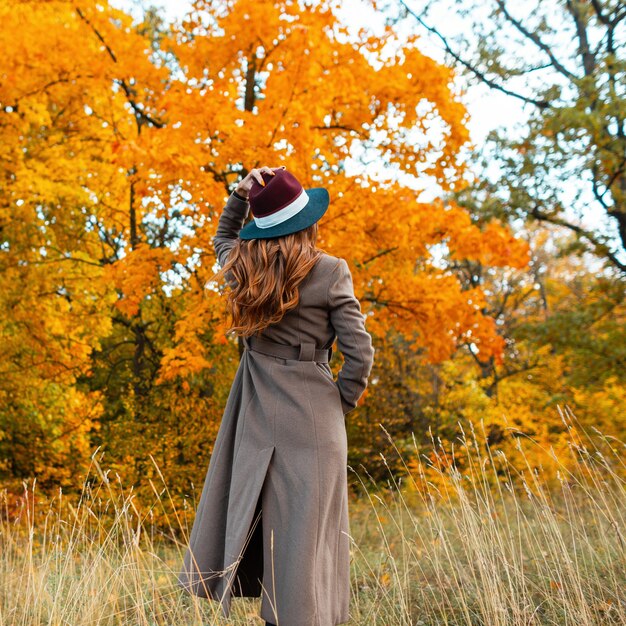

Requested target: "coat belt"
[{"left": 243, "top": 335, "right": 332, "bottom": 363}]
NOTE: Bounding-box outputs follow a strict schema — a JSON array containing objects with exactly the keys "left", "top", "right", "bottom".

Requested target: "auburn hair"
[{"left": 212, "top": 222, "right": 323, "bottom": 337}]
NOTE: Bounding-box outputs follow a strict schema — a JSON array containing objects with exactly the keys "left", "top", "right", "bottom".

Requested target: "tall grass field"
[{"left": 1, "top": 406, "right": 625, "bottom": 625}]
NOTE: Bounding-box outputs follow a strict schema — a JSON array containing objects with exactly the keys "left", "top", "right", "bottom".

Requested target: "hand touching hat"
[{"left": 236, "top": 167, "right": 330, "bottom": 240}]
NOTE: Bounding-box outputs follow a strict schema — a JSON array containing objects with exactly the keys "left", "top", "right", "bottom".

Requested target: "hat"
[{"left": 238, "top": 168, "right": 330, "bottom": 240}]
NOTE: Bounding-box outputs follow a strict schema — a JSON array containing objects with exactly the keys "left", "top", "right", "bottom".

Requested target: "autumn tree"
[{"left": 0, "top": 0, "right": 529, "bottom": 502}]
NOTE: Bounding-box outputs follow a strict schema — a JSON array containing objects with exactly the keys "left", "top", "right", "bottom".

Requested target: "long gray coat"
[{"left": 178, "top": 192, "right": 375, "bottom": 626}]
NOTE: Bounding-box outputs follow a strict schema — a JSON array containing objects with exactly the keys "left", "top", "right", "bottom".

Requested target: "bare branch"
[
  {"left": 591, "top": 162, "right": 611, "bottom": 209},
  {"left": 565, "top": 0, "right": 596, "bottom": 76},
  {"left": 75, "top": 7, "right": 118, "bottom": 62},
  {"left": 311, "top": 124, "right": 369, "bottom": 140},
  {"left": 399, "top": 0, "right": 551, "bottom": 109},
  {"left": 529, "top": 204, "right": 626, "bottom": 274},
  {"left": 115, "top": 79, "right": 165, "bottom": 130},
  {"left": 244, "top": 52, "right": 257, "bottom": 113},
  {"left": 75, "top": 6, "right": 165, "bottom": 130},
  {"left": 589, "top": 0, "right": 611, "bottom": 25},
  {"left": 495, "top": 0, "right": 577, "bottom": 80},
  {"left": 361, "top": 247, "right": 400, "bottom": 266}
]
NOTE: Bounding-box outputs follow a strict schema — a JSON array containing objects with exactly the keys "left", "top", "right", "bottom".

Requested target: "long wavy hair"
[{"left": 212, "top": 222, "right": 323, "bottom": 337}]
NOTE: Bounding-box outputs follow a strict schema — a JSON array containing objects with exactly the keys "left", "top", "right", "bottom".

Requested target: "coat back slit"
[{"left": 231, "top": 483, "right": 264, "bottom": 596}]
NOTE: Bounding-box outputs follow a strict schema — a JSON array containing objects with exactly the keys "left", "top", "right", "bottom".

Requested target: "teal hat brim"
[{"left": 238, "top": 187, "right": 330, "bottom": 240}]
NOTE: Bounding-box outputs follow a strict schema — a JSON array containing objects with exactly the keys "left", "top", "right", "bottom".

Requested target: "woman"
[{"left": 178, "top": 165, "right": 375, "bottom": 626}]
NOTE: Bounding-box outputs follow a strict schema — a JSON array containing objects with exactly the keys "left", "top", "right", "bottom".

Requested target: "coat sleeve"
[
  {"left": 212, "top": 191, "right": 250, "bottom": 268},
  {"left": 328, "top": 258, "right": 375, "bottom": 415}
]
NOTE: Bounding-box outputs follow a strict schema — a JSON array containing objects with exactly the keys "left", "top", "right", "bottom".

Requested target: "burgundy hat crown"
[{"left": 247, "top": 168, "right": 310, "bottom": 227}]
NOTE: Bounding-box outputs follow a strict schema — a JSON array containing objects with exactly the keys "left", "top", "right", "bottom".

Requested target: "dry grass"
[{"left": 1, "top": 406, "right": 625, "bottom": 625}]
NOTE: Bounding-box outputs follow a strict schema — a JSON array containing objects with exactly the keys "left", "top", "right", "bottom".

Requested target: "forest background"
[{"left": 1, "top": 0, "right": 625, "bottom": 519}]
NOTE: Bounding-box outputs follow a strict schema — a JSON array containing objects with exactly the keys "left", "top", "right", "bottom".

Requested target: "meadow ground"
[{"left": 1, "top": 406, "right": 625, "bottom": 626}]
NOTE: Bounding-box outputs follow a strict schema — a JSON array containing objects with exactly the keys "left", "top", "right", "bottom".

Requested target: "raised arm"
[
  {"left": 212, "top": 191, "right": 250, "bottom": 268},
  {"left": 212, "top": 166, "right": 279, "bottom": 268},
  {"left": 328, "top": 258, "right": 375, "bottom": 415}
]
